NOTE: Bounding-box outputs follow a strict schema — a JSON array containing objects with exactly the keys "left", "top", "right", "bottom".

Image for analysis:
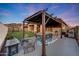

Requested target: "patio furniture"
[
  {"left": 36, "top": 32, "right": 52, "bottom": 45},
  {"left": 21, "top": 37, "right": 35, "bottom": 54}
]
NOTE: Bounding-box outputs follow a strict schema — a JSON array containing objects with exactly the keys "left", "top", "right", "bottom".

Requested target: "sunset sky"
[{"left": 0, "top": 3, "right": 79, "bottom": 26}]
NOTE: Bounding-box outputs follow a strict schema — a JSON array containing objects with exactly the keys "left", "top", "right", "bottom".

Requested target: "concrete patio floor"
[
  {"left": 14, "top": 37, "right": 79, "bottom": 56},
  {"left": 46, "top": 37, "right": 79, "bottom": 56}
]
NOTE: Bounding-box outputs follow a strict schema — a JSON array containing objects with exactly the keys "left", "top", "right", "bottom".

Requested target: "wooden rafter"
[
  {"left": 23, "top": 10, "right": 42, "bottom": 22},
  {"left": 45, "top": 13, "right": 53, "bottom": 25}
]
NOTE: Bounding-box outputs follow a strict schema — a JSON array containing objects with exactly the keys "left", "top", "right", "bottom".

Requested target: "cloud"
[
  {"left": 49, "top": 5, "right": 60, "bottom": 10},
  {"left": 57, "top": 4, "right": 79, "bottom": 18},
  {"left": 53, "top": 6, "right": 59, "bottom": 10},
  {"left": 56, "top": 5, "right": 79, "bottom": 26},
  {"left": 19, "top": 4, "right": 52, "bottom": 17},
  {"left": 1, "top": 3, "right": 79, "bottom": 26},
  {"left": 20, "top": 4, "right": 44, "bottom": 17},
  {"left": 0, "top": 8, "right": 11, "bottom": 16},
  {"left": 65, "top": 16, "right": 79, "bottom": 26},
  {"left": 19, "top": 4, "right": 79, "bottom": 27}
]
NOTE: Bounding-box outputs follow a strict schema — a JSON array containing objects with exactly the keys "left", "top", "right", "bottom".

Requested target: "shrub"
[
  {"left": 6, "top": 32, "right": 14, "bottom": 40},
  {"left": 25, "top": 31, "right": 35, "bottom": 37}
]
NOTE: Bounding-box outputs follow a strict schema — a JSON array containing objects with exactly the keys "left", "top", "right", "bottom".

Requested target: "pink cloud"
[
  {"left": 59, "top": 16, "right": 79, "bottom": 27},
  {"left": 56, "top": 5, "right": 79, "bottom": 26}
]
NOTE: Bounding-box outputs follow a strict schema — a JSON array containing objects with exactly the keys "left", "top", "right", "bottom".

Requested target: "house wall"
[
  {"left": 53, "top": 27, "right": 61, "bottom": 37},
  {"left": 74, "top": 26, "right": 79, "bottom": 45},
  {"left": 62, "top": 23, "right": 68, "bottom": 33},
  {"left": 8, "top": 27, "right": 13, "bottom": 32},
  {"left": 77, "top": 27, "right": 79, "bottom": 45},
  {"left": 67, "top": 26, "right": 79, "bottom": 45},
  {"left": 27, "top": 23, "right": 61, "bottom": 38},
  {"left": 46, "top": 27, "right": 61, "bottom": 37},
  {"left": 27, "top": 23, "right": 35, "bottom": 32},
  {"left": 68, "top": 28, "right": 75, "bottom": 38},
  {"left": 5, "top": 24, "right": 22, "bottom": 32},
  {"left": 27, "top": 23, "right": 40, "bottom": 33}
]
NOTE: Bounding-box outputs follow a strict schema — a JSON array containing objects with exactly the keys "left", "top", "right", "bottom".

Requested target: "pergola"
[{"left": 23, "top": 9, "right": 62, "bottom": 56}]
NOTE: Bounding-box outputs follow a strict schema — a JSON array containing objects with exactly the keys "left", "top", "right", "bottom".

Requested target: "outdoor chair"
[{"left": 21, "top": 38, "right": 35, "bottom": 54}]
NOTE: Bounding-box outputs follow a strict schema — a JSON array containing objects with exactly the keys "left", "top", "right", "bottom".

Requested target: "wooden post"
[
  {"left": 23, "top": 22, "right": 25, "bottom": 39},
  {"left": 42, "top": 11, "right": 46, "bottom": 56},
  {"left": 61, "top": 23, "right": 62, "bottom": 38}
]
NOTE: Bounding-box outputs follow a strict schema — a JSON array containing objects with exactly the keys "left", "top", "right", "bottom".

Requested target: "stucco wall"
[
  {"left": 0, "top": 23, "right": 8, "bottom": 51},
  {"left": 46, "top": 27, "right": 61, "bottom": 37},
  {"left": 27, "top": 23, "right": 61, "bottom": 38},
  {"left": 62, "top": 23, "right": 68, "bottom": 32}
]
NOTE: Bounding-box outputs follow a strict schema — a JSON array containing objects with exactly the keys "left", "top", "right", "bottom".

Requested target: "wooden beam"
[
  {"left": 23, "top": 10, "right": 42, "bottom": 22},
  {"left": 45, "top": 18, "right": 50, "bottom": 25},
  {"left": 45, "top": 13, "right": 53, "bottom": 25},
  {"left": 42, "top": 11, "right": 46, "bottom": 56},
  {"left": 45, "top": 12, "right": 61, "bottom": 24}
]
